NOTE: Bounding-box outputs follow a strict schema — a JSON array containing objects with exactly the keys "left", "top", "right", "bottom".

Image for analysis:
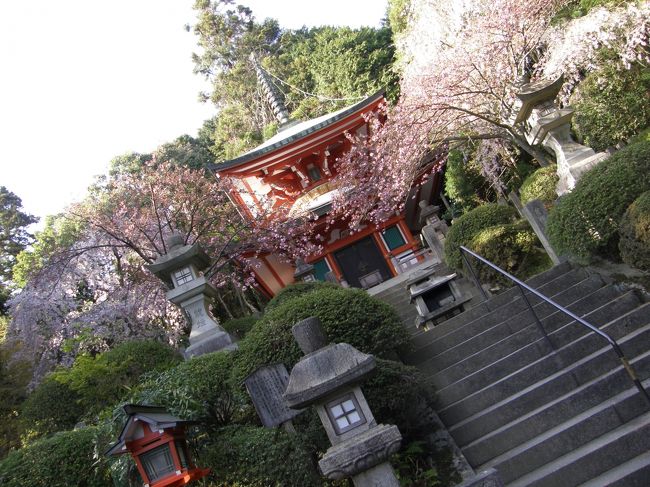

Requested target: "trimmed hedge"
[
  {"left": 221, "top": 315, "right": 259, "bottom": 339},
  {"left": 619, "top": 190, "right": 650, "bottom": 271},
  {"left": 264, "top": 281, "right": 340, "bottom": 312},
  {"left": 469, "top": 221, "right": 552, "bottom": 286},
  {"left": 519, "top": 165, "right": 559, "bottom": 205},
  {"left": 233, "top": 286, "right": 409, "bottom": 384},
  {"left": 0, "top": 427, "right": 110, "bottom": 487},
  {"left": 547, "top": 141, "right": 650, "bottom": 261},
  {"left": 572, "top": 61, "right": 650, "bottom": 152},
  {"left": 444, "top": 203, "right": 518, "bottom": 269},
  {"left": 198, "top": 425, "right": 321, "bottom": 487}
]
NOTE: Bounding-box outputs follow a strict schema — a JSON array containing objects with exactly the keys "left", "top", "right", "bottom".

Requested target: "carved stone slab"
[{"left": 244, "top": 364, "right": 303, "bottom": 428}]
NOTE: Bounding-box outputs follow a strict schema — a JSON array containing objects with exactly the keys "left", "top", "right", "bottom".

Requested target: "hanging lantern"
[{"left": 107, "top": 404, "right": 210, "bottom": 487}]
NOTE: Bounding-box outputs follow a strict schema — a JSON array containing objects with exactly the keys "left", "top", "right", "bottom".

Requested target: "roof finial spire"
[{"left": 250, "top": 53, "right": 290, "bottom": 125}]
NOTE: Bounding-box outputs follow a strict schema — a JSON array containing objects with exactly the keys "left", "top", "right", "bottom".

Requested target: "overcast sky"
[{"left": 0, "top": 0, "right": 387, "bottom": 224}]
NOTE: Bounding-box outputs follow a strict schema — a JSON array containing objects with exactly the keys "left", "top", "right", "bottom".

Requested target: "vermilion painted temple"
[{"left": 213, "top": 68, "right": 443, "bottom": 297}]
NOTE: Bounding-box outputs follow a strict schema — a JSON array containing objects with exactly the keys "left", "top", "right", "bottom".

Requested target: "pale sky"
[{"left": 0, "top": 0, "right": 387, "bottom": 224}]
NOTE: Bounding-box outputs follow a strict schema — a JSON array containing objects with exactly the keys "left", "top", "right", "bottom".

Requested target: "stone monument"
[
  {"left": 148, "top": 234, "right": 237, "bottom": 358},
  {"left": 513, "top": 75, "right": 608, "bottom": 195},
  {"left": 243, "top": 363, "right": 303, "bottom": 431},
  {"left": 284, "top": 317, "right": 402, "bottom": 487}
]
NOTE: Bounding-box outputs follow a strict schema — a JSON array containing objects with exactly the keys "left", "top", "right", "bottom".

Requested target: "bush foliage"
[
  {"left": 221, "top": 315, "right": 259, "bottom": 339},
  {"left": 234, "top": 286, "right": 408, "bottom": 383},
  {"left": 198, "top": 425, "right": 321, "bottom": 487},
  {"left": 572, "top": 61, "right": 650, "bottom": 152},
  {"left": 519, "top": 165, "right": 559, "bottom": 205},
  {"left": 0, "top": 427, "right": 110, "bottom": 487},
  {"left": 264, "top": 281, "right": 340, "bottom": 312},
  {"left": 54, "top": 340, "right": 181, "bottom": 418},
  {"left": 469, "top": 221, "right": 552, "bottom": 285},
  {"left": 619, "top": 190, "right": 650, "bottom": 271},
  {"left": 20, "top": 378, "right": 84, "bottom": 441},
  {"left": 126, "top": 351, "right": 244, "bottom": 428},
  {"left": 21, "top": 340, "right": 180, "bottom": 440},
  {"left": 547, "top": 141, "right": 650, "bottom": 260},
  {"left": 443, "top": 149, "right": 494, "bottom": 213},
  {"left": 444, "top": 203, "right": 518, "bottom": 269}
]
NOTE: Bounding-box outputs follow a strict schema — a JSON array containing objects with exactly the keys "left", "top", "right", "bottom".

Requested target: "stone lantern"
[
  {"left": 147, "top": 234, "right": 237, "bottom": 358},
  {"left": 284, "top": 317, "right": 402, "bottom": 486},
  {"left": 107, "top": 404, "right": 210, "bottom": 487},
  {"left": 294, "top": 258, "right": 316, "bottom": 282}
]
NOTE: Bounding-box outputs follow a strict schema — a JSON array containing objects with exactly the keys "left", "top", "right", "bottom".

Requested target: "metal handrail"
[{"left": 460, "top": 245, "right": 650, "bottom": 405}]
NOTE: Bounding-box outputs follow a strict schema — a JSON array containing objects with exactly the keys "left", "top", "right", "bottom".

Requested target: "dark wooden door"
[{"left": 333, "top": 236, "right": 392, "bottom": 288}]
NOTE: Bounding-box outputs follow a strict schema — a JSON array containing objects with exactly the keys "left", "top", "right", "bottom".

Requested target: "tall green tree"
[
  {"left": 191, "top": 1, "right": 397, "bottom": 159},
  {"left": 0, "top": 188, "right": 37, "bottom": 313}
]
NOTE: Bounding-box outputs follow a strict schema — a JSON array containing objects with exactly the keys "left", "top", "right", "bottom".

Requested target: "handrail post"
[
  {"left": 517, "top": 284, "right": 555, "bottom": 351},
  {"left": 461, "top": 248, "right": 488, "bottom": 302}
]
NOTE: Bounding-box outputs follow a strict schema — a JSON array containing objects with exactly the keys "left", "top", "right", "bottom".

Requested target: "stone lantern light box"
[
  {"left": 107, "top": 404, "right": 210, "bottom": 487},
  {"left": 147, "top": 234, "right": 237, "bottom": 358}
]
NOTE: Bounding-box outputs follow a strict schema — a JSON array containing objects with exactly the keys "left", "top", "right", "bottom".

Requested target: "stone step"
[
  {"left": 407, "top": 269, "right": 591, "bottom": 362},
  {"left": 481, "top": 379, "right": 650, "bottom": 483},
  {"left": 429, "top": 285, "right": 627, "bottom": 390},
  {"left": 415, "top": 273, "right": 608, "bottom": 372},
  {"left": 441, "top": 322, "right": 650, "bottom": 427},
  {"left": 433, "top": 294, "right": 645, "bottom": 407},
  {"left": 447, "top": 347, "right": 650, "bottom": 446},
  {"left": 576, "top": 450, "right": 650, "bottom": 487},
  {"left": 406, "top": 262, "right": 575, "bottom": 348},
  {"left": 464, "top": 375, "right": 650, "bottom": 467},
  {"left": 507, "top": 410, "right": 650, "bottom": 487}
]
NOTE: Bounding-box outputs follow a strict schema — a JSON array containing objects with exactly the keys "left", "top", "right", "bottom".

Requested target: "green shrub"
[
  {"left": 572, "top": 61, "right": 650, "bottom": 152},
  {"left": 365, "top": 359, "right": 435, "bottom": 437},
  {"left": 469, "top": 221, "right": 553, "bottom": 286},
  {"left": 619, "top": 190, "right": 650, "bottom": 271},
  {"left": 265, "top": 281, "right": 340, "bottom": 312},
  {"left": 198, "top": 425, "right": 321, "bottom": 487},
  {"left": 126, "top": 351, "right": 244, "bottom": 428},
  {"left": 519, "top": 165, "right": 559, "bottom": 205},
  {"left": 0, "top": 427, "right": 110, "bottom": 487},
  {"left": 221, "top": 315, "right": 259, "bottom": 339},
  {"left": 54, "top": 340, "right": 181, "bottom": 417},
  {"left": 21, "top": 378, "right": 84, "bottom": 440},
  {"left": 444, "top": 204, "right": 518, "bottom": 269},
  {"left": 547, "top": 141, "right": 650, "bottom": 261},
  {"left": 234, "top": 287, "right": 408, "bottom": 383}
]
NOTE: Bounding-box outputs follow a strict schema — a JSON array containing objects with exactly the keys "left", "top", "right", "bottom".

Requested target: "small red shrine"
[
  {"left": 213, "top": 88, "right": 443, "bottom": 297},
  {"left": 107, "top": 404, "right": 210, "bottom": 487}
]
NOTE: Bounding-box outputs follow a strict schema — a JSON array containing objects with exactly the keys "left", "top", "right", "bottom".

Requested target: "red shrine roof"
[{"left": 212, "top": 90, "right": 384, "bottom": 172}]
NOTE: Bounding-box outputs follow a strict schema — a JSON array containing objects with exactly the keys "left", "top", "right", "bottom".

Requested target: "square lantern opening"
[
  {"left": 326, "top": 393, "right": 366, "bottom": 435},
  {"left": 141, "top": 443, "right": 177, "bottom": 483},
  {"left": 173, "top": 266, "right": 195, "bottom": 286}
]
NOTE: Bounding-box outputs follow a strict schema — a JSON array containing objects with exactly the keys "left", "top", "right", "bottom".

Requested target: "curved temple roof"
[{"left": 212, "top": 90, "right": 385, "bottom": 172}]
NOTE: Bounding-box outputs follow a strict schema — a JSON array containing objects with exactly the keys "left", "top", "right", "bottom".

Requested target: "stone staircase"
[{"left": 400, "top": 262, "right": 650, "bottom": 486}]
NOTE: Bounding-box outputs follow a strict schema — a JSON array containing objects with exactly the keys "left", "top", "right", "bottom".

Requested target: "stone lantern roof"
[
  {"left": 284, "top": 317, "right": 376, "bottom": 409},
  {"left": 147, "top": 234, "right": 211, "bottom": 287}
]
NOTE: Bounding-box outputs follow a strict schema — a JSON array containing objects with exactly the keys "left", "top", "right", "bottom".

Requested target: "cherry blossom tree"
[
  {"left": 331, "top": 0, "right": 649, "bottom": 226},
  {"left": 8, "top": 160, "right": 316, "bottom": 378}
]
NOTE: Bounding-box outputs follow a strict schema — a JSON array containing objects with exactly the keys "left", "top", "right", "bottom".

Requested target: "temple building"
[{"left": 211, "top": 63, "right": 444, "bottom": 298}]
